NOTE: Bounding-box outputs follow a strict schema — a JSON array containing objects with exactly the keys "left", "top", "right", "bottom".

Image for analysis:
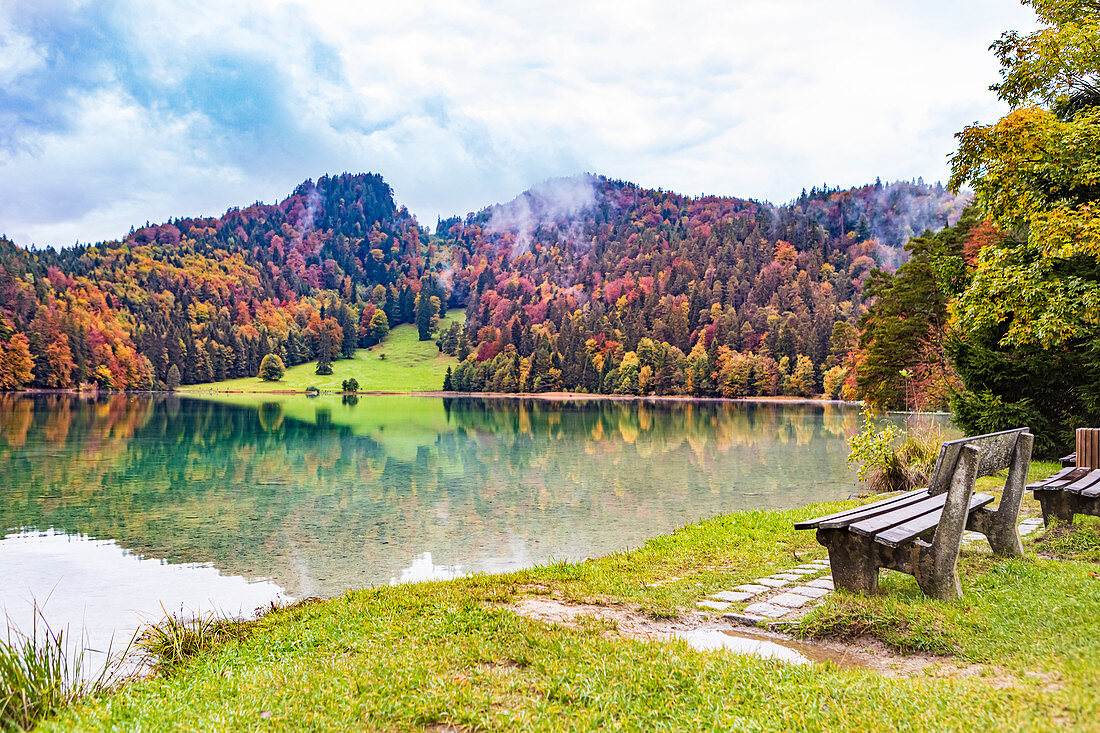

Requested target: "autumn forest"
[{"left": 0, "top": 171, "right": 963, "bottom": 396}]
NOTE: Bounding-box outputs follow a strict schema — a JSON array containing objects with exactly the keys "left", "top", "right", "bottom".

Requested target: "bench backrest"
[
  {"left": 1077, "top": 428, "right": 1100, "bottom": 469},
  {"left": 928, "top": 427, "right": 1030, "bottom": 496}
]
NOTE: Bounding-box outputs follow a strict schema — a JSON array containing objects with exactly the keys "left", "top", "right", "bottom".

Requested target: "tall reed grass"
[{"left": 0, "top": 610, "right": 125, "bottom": 732}]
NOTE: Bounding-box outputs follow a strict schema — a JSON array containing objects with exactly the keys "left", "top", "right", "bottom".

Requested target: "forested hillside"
[
  {"left": 0, "top": 174, "right": 447, "bottom": 389},
  {"left": 0, "top": 172, "right": 961, "bottom": 394},
  {"left": 436, "top": 176, "right": 963, "bottom": 397}
]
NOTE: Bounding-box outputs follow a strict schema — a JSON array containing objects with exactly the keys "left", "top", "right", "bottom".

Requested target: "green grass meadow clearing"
[{"left": 180, "top": 310, "right": 465, "bottom": 394}]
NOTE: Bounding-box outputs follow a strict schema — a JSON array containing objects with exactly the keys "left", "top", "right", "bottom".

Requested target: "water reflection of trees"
[{"left": 1, "top": 395, "right": 863, "bottom": 598}]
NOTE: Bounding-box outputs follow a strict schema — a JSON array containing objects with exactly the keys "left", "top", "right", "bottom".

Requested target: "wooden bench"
[
  {"left": 1029, "top": 428, "right": 1100, "bottom": 524},
  {"left": 795, "top": 428, "right": 1034, "bottom": 601}
]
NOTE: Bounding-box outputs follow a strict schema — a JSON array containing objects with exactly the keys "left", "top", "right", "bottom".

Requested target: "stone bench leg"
[
  {"left": 1037, "top": 491, "right": 1077, "bottom": 525},
  {"left": 916, "top": 444, "right": 980, "bottom": 601},
  {"left": 966, "top": 432, "right": 1032, "bottom": 556},
  {"left": 912, "top": 546, "right": 961, "bottom": 601},
  {"left": 817, "top": 528, "right": 878, "bottom": 594}
]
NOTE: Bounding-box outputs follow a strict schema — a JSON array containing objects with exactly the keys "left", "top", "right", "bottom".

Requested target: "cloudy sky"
[{"left": 0, "top": 0, "right": 1035, "bottom": 248}]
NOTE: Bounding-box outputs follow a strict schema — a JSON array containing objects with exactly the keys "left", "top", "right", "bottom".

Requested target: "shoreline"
[{"left": 13, "top": 386, "right": 864, "bottom": 408}]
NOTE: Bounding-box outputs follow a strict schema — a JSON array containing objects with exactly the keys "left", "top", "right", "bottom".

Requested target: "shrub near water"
[{"left": 847, "top": 407, "right": 945, "bottom": 493}]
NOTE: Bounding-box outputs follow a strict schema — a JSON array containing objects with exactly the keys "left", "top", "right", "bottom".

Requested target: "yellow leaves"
[
  {"left": 950, "top": 84, "right": 1100, "bottom": 349},
  {"left": 1031, "top": 205, "right": 1100, "bottom": 259},
  {"left": 953, "top": 106, "right": 1100, "bottom": 231},
  {"left": 951, "top": 238, "right": 1100, "bottom": 348}
]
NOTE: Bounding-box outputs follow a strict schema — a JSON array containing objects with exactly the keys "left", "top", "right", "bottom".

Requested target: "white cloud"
[{"left": 0, "top": 0, "right": 1036, "bottom": 246}]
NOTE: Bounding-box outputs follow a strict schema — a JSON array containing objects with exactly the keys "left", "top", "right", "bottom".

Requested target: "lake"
[{"left": 1, "top": 393, "right": 870, "bottom": 652}]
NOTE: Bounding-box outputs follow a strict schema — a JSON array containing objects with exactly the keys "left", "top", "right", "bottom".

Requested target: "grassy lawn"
[
  {"left": 38, "top": 460, "right": 1100, "bottom": 731},
  {"left": 180, "top": 310, "right": 465, "bottom": 394}
]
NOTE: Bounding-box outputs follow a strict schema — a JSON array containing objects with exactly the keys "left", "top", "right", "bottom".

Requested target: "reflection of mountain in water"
[{"left": 1, "top": 394, "right": 864, "bottom": 598}]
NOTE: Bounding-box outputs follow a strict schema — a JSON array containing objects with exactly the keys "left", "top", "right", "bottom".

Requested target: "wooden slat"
[
  {"left": 1040, "top": 467, "right": 1093, "bottom": 490},
  {"left": 1078, "top": 428, "right": 1100, "bottom": 469},
  {"left": 849, "top": 492, "right": 949, "bottom": 537},
  {"left": 1026, "top": 467, "right": 1076, "bottom": 491},
  {"left": 874, "top": 493, "right": 995, "bottom": 548},
  {"left": 792, "top": 489, "right": 928, "bottom": 530},
  {"left": 1063, "top": 469, "right": 1100, "bottom": 494},
  {"left": 1082, "top": 483, "right": 1100, "bottom": 499}
]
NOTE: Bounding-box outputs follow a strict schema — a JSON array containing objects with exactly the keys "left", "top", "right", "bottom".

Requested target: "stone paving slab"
[
  {"left": 699, "top": 557, "right": 842, "bottom": 627},
  {"left": 1018, "top": 519, "right": 1043, "bottom": 537},
  {"left": 770, "top": 592, "right": 813, "bottom": 609},
  {"left": 697, "top": 600, "right": 731, "bottom": 611},
  {"left": 742, "top": 602, "right": 790, "bottom": 618},
  {"left": 753, "top": 577, "right": 789, "bottom": 588},
  {"left": 788, "top": 585, "right": 830, "bottom": 599},
  {"left": 723, "top": 612, "right": 766, "bottom": 626},
  {"left": 734, "top": 584, "right": 771, "bottom": 594}
]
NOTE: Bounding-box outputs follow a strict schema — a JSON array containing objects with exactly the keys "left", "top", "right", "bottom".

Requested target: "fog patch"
[{"left": 486, "top": 174, "right": 598, "bottom": 257}]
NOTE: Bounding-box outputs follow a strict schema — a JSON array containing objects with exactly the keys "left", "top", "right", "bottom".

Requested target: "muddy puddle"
[{"left": 671, "top": 628, "right": 867, "bottom": 668}]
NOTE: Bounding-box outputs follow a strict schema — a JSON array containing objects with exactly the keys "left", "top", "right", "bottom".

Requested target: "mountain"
[
  {"left": 0, "top": 172, "right": 963, "bottom": 394},
  {"left": 433, "top": 175, "right": 965, "bottom": 396},
  {"left": 0, "top": 173, "right": 439, "bottom": 389}
]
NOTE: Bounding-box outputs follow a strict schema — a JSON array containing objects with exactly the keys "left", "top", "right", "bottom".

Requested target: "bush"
[
  {"left": 847, "top": 407, "right": 946, "bottom": 493},
  {"left": 341, "top": 378, "right": 359, "bottom": 392},
  {"left": 315, "top": 358, "right": 333, "bottom": 376},
  {"left": 258, "top": 354, "right": 285, "bottom": 382}
]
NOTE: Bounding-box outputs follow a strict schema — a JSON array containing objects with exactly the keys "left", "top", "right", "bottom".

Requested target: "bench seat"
[
  {"left": 795, "top": 427, "right": 1034, "bottom": 600},
  {"left": 795, "top": 488, "right": 995, "bottom": 547}
]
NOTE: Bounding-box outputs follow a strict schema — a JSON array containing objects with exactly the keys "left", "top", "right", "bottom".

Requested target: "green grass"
[
  {"left": 1034, "top": 515, "right": 1100, "bottom": 563},
  {"left": 181, "top": 310, "right": 465, "bottom": 394},
  {"left": 38, "top": 471, "right": 1100, "bottom": 731}
]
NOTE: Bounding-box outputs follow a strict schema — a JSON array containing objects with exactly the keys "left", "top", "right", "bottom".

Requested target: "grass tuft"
[
  {"left": 795, "top": 590, "right": 961, "bottom": 656},
  {"left": 136, "top": 610, "right": 252, "bottom": 677},
  {"left": 1, "top": 609, "right": 122, "bottom": 732}
]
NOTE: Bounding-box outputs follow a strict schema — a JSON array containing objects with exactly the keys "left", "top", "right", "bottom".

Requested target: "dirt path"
[{"left": 506, "top": 596, "right": 1060, "bottom": 690}]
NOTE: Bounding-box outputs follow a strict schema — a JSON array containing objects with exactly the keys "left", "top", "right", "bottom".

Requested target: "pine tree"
[{"left": 166, "top": 364, "right": 181, "bottom": 390}]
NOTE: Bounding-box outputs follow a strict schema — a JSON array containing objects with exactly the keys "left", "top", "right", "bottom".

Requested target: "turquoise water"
[{"left": 1, "top": 394, "right": 869, "bottom": 645}]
